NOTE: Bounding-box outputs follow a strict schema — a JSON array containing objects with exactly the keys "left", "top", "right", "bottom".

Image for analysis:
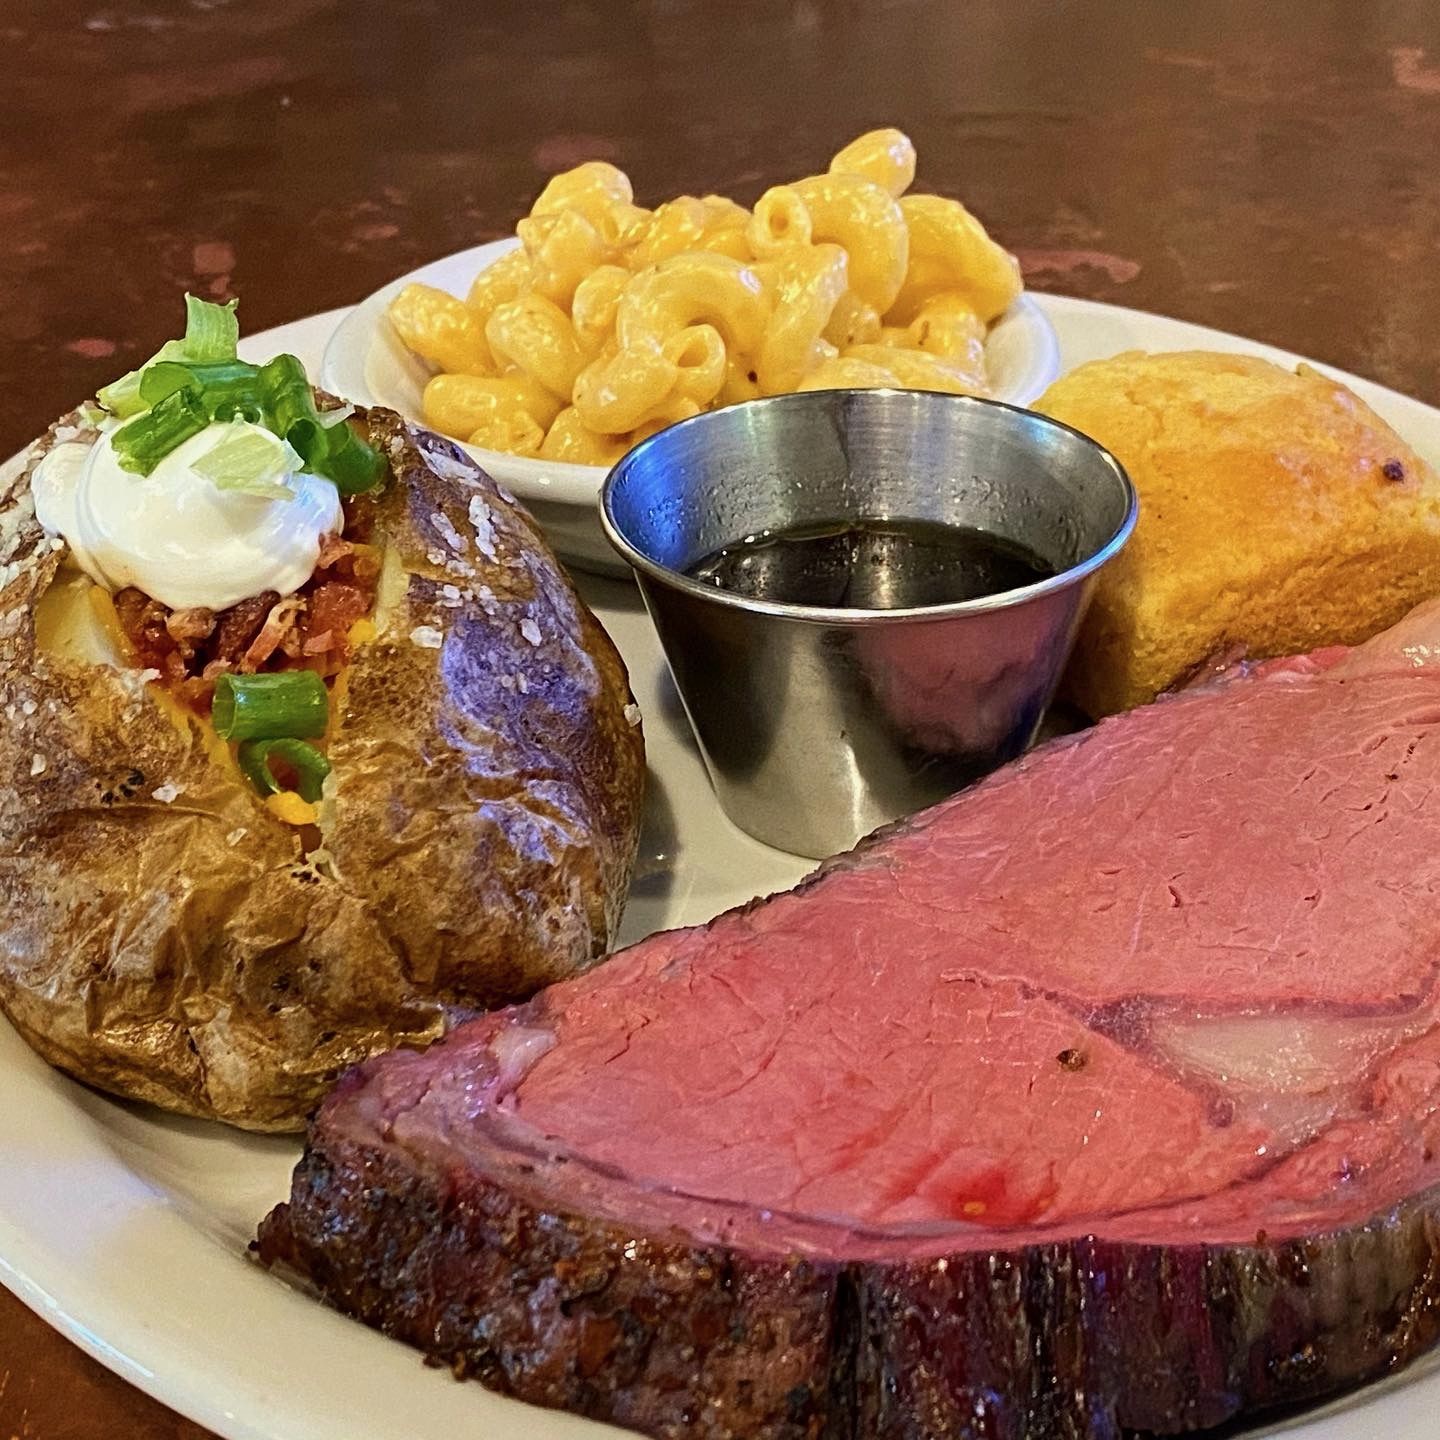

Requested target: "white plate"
[
  {"left": 7, "top": 303, "right": 1440, "bottom": 1440},
  {"left": 319, "top": 238, "right": 1063, "bottom": 574}
]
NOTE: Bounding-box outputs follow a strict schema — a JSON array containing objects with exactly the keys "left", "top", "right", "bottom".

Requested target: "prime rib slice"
[{"left": 258, "top": 600, "right": 1440, "bottom": 1440}]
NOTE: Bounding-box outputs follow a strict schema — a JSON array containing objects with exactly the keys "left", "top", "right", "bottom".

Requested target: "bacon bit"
[
  {"left": 114, "top": 588, "right": 186, "bottom": 682},
  {"left": 211, "top": 591, "right": 278, "bottom": 668},
  {"left": 241, "top": 595, "right": 305, "bottom": 672},
  {"left": 175, "top": 675, "right": 218, "bottom": 713},
  {"left": 322, "top": 544, "right": 378, "bottom": 582},
  {"left": 316, "top": 532, "right": 353, "bottom": 569},
  {"left": 279, "top": 619, "right": 309, "bottom": 660},
  {"left": 304, "top": 579, "right": 369, "bottom": 655},
  {"left": 166, "top": 606, "right": 215, "bottom": 643},
  {"left": 165, "top": 606, "right": 215, "bottom": 664},
  {"left": 303, "top": 629, "right": 335, "bottom": 655},
  {"left": 114, "top": 588, "right": 165, "bottom": 651}
]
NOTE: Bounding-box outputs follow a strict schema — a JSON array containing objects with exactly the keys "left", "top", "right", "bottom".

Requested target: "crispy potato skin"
[{"left": 0, "top": 407, "right": 644, "bottom": 1131}]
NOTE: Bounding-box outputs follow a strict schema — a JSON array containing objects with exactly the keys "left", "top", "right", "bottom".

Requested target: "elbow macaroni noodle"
[{"left": 388, "top": 129, "right": 1024, "bottom": 461}]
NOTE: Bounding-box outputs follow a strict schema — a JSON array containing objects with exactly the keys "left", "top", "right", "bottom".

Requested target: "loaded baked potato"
[{"left": 0, "top": 298, "right": 644, "bottom": 1131}]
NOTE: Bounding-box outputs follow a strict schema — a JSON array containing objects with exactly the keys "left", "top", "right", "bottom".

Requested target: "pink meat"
[{"left": 304, "top": 598, "right": 1440, "bottom": 1255}]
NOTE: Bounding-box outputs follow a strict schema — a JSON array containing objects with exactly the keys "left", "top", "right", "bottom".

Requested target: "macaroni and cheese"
[{"left": 389, "top": 129, "right": 1023, "bottom": 462}]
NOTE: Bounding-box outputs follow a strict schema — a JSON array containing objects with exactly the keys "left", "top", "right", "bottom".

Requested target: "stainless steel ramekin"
[{"left": 601, "top": 388, "right": 1136, "bottom": 858}]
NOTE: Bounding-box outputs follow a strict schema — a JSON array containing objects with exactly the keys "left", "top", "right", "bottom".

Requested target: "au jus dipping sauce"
[{"left": 687, "top": 517, "right": 1057, "bottom": 609}]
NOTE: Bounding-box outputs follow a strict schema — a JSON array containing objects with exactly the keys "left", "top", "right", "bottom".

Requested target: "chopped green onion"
[
  {"left": 192, "top": 424, "right": 302, "bottom": 500},
  {"left": 138, "top": 359, "right": 263, "bottom": 418},
  {"left": 97, "top": 295, "right": 239, "bottom": 418},
  {"left": 237, "top": 737, "right": 332, "bottom": 802},
  {"left": 258, "top": 354, "right": 315, "bottom": 437},
  {"left": 257, "top": 354, "right": 330, "bottom": 478},
  {"left": 259, "top": 353, "right": 385, "bottom": 495},
  {"left": 284, "top": 416, "right": 328, "bottom": 472},
  {"left": 111, "top": 390, "right": 210, "bottom": 475},
  {"left": 144, "top": 358, "right": 266, "bottom": 424},
  {"left": 317, "top": 403, "right": 356, "bottom": 429},
  {"left": 315, "top": 422, "right": 387, "bottom": 495},
  {"left": 213, "top": 670, "right": 329, "bottom": 742},
  {"left": 135, "top": 361, "right": 195, "bottom": 407}
]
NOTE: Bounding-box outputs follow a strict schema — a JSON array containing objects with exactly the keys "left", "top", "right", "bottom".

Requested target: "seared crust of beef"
[
  {"left": 258, "top": 1137, "right": 1440, "bottom": 1439},
  {"left": 259, "top": 1127, "right": 840, "bottom": 1440}
]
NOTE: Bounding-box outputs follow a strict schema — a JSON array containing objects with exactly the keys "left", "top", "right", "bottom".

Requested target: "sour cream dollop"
[{"left": 31, "top": 421, "right": 343, "bottom": 611}]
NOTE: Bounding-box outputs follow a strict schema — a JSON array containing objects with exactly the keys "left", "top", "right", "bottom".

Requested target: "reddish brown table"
[{"left": 5, "top": 0, "right": 1440, "bottom": 1434}]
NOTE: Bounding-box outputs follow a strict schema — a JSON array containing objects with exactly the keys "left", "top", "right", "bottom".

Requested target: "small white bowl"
[{"left": 322, "top": 238, "right": 1062, "bottom": 575}]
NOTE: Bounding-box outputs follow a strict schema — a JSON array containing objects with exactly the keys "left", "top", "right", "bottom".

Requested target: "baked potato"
[{"left": 0, "top": 400, "right": 644, "bottom": 1131}]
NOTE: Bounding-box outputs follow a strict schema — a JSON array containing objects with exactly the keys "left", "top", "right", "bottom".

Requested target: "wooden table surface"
[{"left": 4, "top": 0, "right": 1440, "bottom": 1434}]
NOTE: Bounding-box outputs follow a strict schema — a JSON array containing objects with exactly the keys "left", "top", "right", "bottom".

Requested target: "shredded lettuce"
[
  {"left": 98, "top": 295, "right": 240, "bottom": 419},
  {"left": 179, "top": 293, "right": 240, "bottom": 362},
  {"left": 190, "top": 423, "right": 300, "bottom": 500}
]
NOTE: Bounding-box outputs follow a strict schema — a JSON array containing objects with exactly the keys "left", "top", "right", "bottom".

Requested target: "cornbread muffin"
[{"left": 1035, "top": 350, "right": 1440, "bottom": 717}]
